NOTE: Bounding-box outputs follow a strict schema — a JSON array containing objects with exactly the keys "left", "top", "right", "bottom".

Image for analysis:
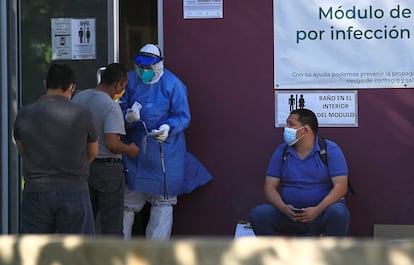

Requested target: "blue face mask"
[
  {"left": 283, "top": 126, "right": 304, "bottom": 146},
  {"left": 138, "top": 68, "right": 155, "bottom": 84}
]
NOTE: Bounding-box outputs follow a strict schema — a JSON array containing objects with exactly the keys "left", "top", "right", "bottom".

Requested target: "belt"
[{"left": 94, "top": 157, "right": 122, "bottom": 163}]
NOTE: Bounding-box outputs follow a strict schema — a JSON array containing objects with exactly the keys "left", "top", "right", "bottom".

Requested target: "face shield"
[{"left": 134, "top": 44, "right": 164, "bottom": 84}]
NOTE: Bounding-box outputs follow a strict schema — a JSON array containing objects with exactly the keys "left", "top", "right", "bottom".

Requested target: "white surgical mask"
[{"left": 283, "top": 126, "right": 304, "bottom": 146}]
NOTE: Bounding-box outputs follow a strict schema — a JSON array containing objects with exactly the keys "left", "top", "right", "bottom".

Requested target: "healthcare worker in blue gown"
[{"left": 120, "top": 43, "right": 213, "bottom": 240}]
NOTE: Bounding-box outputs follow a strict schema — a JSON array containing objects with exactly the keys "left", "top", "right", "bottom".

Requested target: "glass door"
[
  {"left": 3, "top": 0, "right": 161, "bottom": 234},
  {"left": 119, "top": 0, "right": 159, "bottom": 70},
  {"left": 9, "top": 0, "right": 119, "bottom": 233},
  {"left": 21, "top": 0, "right": 118, "bottom": 104}
]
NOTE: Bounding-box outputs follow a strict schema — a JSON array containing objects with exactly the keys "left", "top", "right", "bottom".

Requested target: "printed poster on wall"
[
  {"left": 275, "top": 91, "right": 358, "bottom": 127},
  {"left": 51, "top": 18, "right": 96, "bottom": 60},
  {"left": 274, "top": 0, "right": 414, "bottom": 89}
]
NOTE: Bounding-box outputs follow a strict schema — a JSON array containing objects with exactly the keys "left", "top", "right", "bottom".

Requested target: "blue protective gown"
[{"left": 120, "top": 69, "right": 213, "bottom": 197}]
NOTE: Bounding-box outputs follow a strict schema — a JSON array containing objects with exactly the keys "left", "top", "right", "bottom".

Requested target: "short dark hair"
[
  {"left": 46, "top": 63, "right": 75, "bottom": 91},
  {"left": 101, "top": 63, "right": 128, "bottom": 85},
  {"left": 290, "top": 108, "right": 318, "bottom": 134}
]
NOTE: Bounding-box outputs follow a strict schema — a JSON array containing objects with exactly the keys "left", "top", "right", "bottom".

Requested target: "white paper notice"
[
  {"left": 51, "top": 18, "right": 96, "bottom": 60},
  {"left": 184, "top": 0, "right": 223, "bottom": 19}
]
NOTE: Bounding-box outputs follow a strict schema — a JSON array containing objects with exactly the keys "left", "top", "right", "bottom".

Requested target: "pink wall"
[{"left": 163, "top": 1, "right": 414, "bottom": 237}]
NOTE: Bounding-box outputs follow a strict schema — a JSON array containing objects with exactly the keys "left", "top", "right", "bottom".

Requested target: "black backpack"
[{"left": 282, "top": 135, "right": 355, "bottom": 194}]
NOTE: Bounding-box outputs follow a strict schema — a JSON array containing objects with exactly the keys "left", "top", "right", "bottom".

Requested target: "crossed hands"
[{"left": 286, "top": 205, "right": 320, "bottom": 223}]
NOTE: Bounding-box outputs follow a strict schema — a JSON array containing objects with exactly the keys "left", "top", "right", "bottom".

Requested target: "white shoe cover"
[
  {"left": 123, "top": 210, "right": 135, "bottom": 240},
  {"left": 146, "top": 205, "right": 173, "bottom": 240}
]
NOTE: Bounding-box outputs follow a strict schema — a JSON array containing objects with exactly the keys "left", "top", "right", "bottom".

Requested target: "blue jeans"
[
  {"left": 249, "top": 202, "right": 350, "bottom": 236},
  {"left": 89, "top": 161, "right": 124, "bottom": 236},
  {"left": 21, "top": 191, "right": 95, "bottom": 234}
]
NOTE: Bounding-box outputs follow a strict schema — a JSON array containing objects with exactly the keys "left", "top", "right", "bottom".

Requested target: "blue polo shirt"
[{"left": 266, "top": 135, "right": 348, "bottom": 208}]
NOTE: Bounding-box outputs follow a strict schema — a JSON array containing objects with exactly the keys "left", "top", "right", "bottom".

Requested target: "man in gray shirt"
[
  {"left": 14, "top": 63, "right": 99, "bottom": 234},
  {"left": 72, "top": 63, "right": 139, "bottom": 236}
]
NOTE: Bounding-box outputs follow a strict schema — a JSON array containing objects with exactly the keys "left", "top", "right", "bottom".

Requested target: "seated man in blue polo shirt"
[{"left": 249, "top": 108, "right": 350, "bottom": 236}]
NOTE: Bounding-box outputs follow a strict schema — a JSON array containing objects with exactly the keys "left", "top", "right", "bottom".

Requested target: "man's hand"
[
  {"left": 285, "top": 205, "right": 303, "bottom": 222},
  {"left": 291, "top": 206, "right": 320, "bottom": 223},
  {"left": 126, "top": 142, "right": 139, "bottom": 158}
]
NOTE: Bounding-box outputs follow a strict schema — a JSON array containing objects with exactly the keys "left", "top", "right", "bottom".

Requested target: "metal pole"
[
  {"left": 157, "top": 0, "right": 164, "bottom": 53},
  {"left": 158, "top": 141, "right": 168, "bottom": 199},
  {"left": 0, "top": 0, "right": 9, "bottom": 234},
  {"left": 107, "top": 0, "right": 119, "bottom": 63}
]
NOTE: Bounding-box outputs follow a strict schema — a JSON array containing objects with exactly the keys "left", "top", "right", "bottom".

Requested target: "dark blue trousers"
[
  {"left": 249, "top": 201, "right": 350, "bottom": 236},
  {"left": 21, "top": 191, "right": 95, "bottom": 234}
]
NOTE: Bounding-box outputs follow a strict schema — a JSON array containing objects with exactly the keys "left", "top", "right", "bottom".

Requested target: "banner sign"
[
  {"left": 274, "top": 1, "right": 414, "bottom": 89},
  {"left": 275, "top": 91, "right": 358, "bottom": 127}
]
